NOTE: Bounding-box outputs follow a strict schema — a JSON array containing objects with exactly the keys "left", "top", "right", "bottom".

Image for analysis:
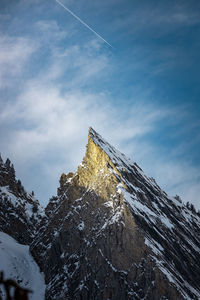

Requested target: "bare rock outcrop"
[
  {"left": 31, "top": 128, "right": 200, "bottom": 300},
  {"left": 0, "top": 155, "right": 45, "bottom": 244}
]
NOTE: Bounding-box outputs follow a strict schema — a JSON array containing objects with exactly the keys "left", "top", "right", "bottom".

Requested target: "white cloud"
[
  {"left": 0, "top": 35, "right": 38, "bottom": 88},
  {"left": 112, "top": 2, "right": 200, "bottom": 35},
  {"left": 3, "top": 87, "right": 200, "bottom": 208},
  {"left": 0, "top": 75, "right": 177, "bottom": 206},
  {"left": 1, "top": 83, "right": 164, "bottom": 162},
  {"left": 34, "top": 20, "right": 68, "bottom": 43},
  {"left": 0, "top": 7, "right": 199, "bottom": 208},
  {"left": 0, "top": 35, "right": 173, "bottom": 203}
]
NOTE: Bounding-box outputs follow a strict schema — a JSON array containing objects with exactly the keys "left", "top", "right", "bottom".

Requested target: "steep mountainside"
[
  {"left": 0, "top": 155, "right": 44, "bottom": 244},
  {"left": 31, "top": 128, "right": 200, "bottom": 300}
]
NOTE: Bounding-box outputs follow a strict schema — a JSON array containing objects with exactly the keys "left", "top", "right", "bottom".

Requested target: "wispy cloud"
[
  {"left": 1, "top": 71, "right": 192, "bottom": 206},
  {"left": 111, "top": 1, "right": 200, "bottom": 36},
  {"left": 0, "top": 0, "right": 199, "bottom": 208},
  {"left": 0, "top": 35, "right": 38, "bottom": 88},
  {"left": 0, "top": 36, "right": 174, "bottom": 203},
  {"left": 34, "top": 20, "right": 68, "bottom": 43}
]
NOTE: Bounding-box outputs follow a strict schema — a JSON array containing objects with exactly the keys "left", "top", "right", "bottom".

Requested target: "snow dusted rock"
[
  {"left": 0, "top": 155, "right": 45, "bottom": 244},
  {"left": 1, "top": 129, "right": 199, "bottom": 299},
  {"left": 31, "top": 128, "right": 200, "bottom": 300}
]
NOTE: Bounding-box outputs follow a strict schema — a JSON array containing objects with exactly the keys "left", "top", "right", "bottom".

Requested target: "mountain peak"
[
  {"left": 88, "top": 127, "right": 139, "bottom": 184},
  {"left": 86, "top": 127, "right": 158, "bottom": 196},
  {"left": 88, "top": 127, "right": 133, "bottom": 171},
  {"left": 34, "top": 128, "right": 200, "bottom": 299},
  {"left": 1, "top": 129, "right": 200, "bottom": 300},
  {"left": 75, "top": 127, "right": 123, "bottom": 199}
]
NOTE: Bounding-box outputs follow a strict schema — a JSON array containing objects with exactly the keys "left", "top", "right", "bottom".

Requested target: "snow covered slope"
[{"left": 0, "top": 231, "right": 45, "bottom": 300}]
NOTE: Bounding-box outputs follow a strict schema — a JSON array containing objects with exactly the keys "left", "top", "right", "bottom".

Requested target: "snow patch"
[
  {"left": 0, "top": 232, "right": 45, "bottom": 300},
  {"left": 77, "top": 221, "right": 84, "bottom": 231}
]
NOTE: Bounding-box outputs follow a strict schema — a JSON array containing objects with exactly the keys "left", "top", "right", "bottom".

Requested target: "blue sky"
[{"left": 0, "top": 0, "right": 200, "bottom": 208}]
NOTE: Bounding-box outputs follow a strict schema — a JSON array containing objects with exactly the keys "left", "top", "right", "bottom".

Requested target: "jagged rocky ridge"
[
  {"left": 0, "top": 156, "right": 44, "bottom": 244},
  {"left": 1, "top": 128, "right": 200, "bottom": 300},
  {"left": 31, "top": 128, "right": 200, "bottom": 300}
]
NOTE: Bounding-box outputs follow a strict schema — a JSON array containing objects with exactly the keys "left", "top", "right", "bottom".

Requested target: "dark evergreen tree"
[
  {"left": 174, "top": 195, "right": 182, "bottom": 203},
  {"left": 5, "top": 158, "right": 11, "bottom": 170},
  {"left": 9, "top": 163, "right": 16, "bottom": 180},
  {"left": 190, "top": 203, "right": 196, "bottom": 213},
  {"left": 32, "top": 203, "right": 38, "bottom": 213},
  {"left": 17, "top": 180, "right": 25, "bottom": 194},
  {"left": 0, "top": 153, "right": 3, "bottom": 166}
]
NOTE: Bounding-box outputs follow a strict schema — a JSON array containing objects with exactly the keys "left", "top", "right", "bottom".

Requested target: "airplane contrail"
[{"left": 55, "top": 0, "right": 113, "bottom": 48}]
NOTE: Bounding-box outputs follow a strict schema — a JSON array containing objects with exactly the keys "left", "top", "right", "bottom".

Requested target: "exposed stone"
[
  {"left": 1, "top": 128, "right": 200, "bottom": 299},
  {"left": 31, "top": 128, "right": 200, "bottom": 300},
  {"left": 0, "top": 157, "right": 44, "bottom": 244}
]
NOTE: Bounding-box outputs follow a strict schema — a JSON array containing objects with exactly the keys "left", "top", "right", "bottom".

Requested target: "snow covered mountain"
[
  {"left": 1, "top": 128, "right": 200, "bottom": 299},
  {"left": 31, "top": 127, "right": 200, "bottom": 299}
]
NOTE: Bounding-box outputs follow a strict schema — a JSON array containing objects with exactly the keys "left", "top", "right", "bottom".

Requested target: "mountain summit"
[{"left": 1, "top": 128, "right": 200, "bottom": 299}]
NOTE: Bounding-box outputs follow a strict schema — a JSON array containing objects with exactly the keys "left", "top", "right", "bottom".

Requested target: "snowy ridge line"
[
  {"left": 151, "top": 254, "right": 200, "bottom": 299},
  {"left": 145, "top": 232, "right": 200, "bottom": 299},
  {"left": 118, "top": 184, "right": 200, "bottom": 299},
  {"left": 0, "top": 185, "right": 45, "bottom": 222},
  {"left": 90, "top": 128, "right": 199, "bottom": 221},
  {"left": 90, "top": 128, "right": 135, "bottom": 172},
  {"left": 89, "top": 127, "right": 162, "bottom": 193}
]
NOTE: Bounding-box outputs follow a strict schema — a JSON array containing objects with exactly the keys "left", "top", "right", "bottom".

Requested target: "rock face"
[
  {"left": 0, "top": 155, "right": 44, "bottom": 244},
  {"left": 0, "top": 129, "right": 200, "bottom": 299},
  {"left": 30, "top": 128, "right": 200, "bottom": 300}
]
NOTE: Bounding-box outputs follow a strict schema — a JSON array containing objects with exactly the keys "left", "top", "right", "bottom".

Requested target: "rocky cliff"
[
  {"left": 0, "top": 155, "right": 44, "bottom": 244},
  {"left": 30, "top": 128, "right": 200, "bottom": 300}
]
